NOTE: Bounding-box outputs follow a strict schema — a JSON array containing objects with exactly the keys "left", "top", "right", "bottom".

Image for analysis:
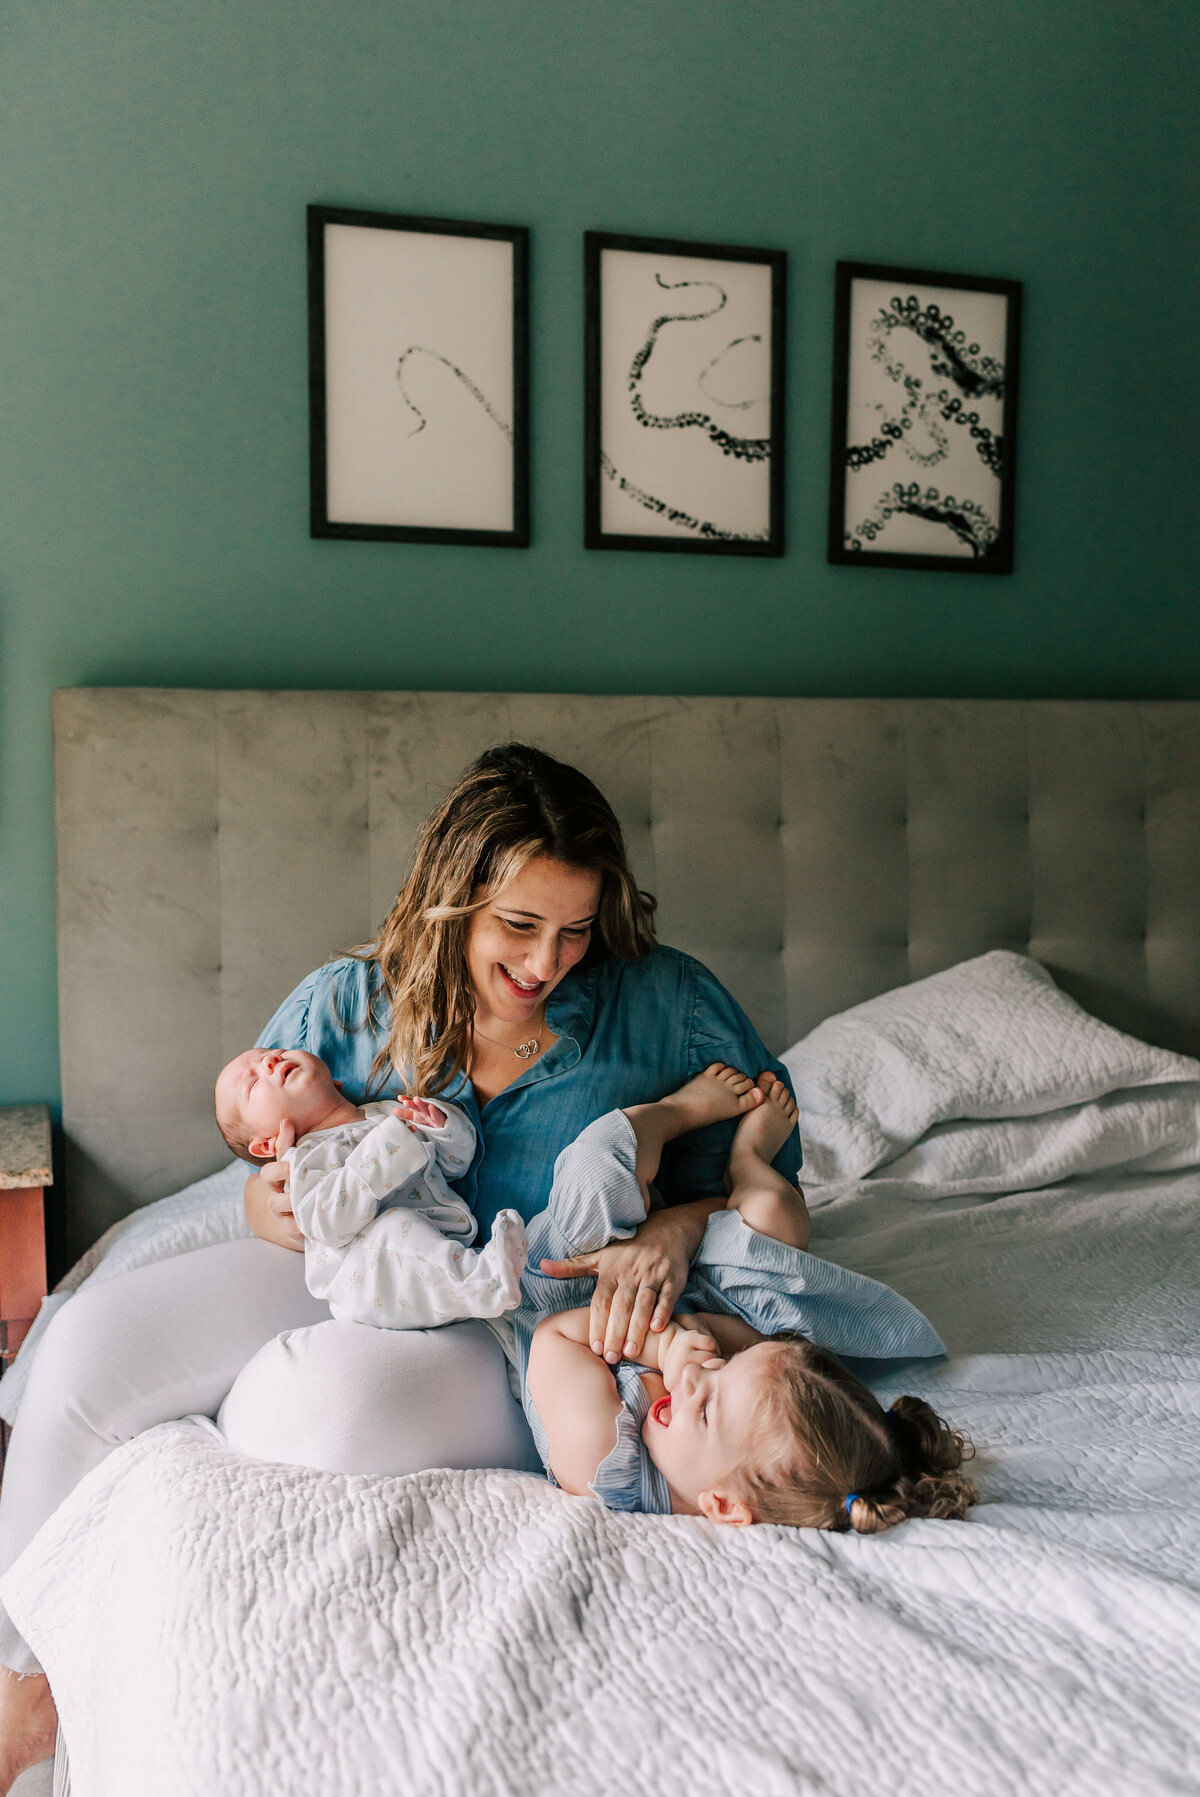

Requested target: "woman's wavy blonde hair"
[{"left": 355, "top": 742, "right": 657, "bottom": 1095}]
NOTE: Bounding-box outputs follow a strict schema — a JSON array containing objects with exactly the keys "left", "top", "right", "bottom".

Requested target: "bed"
[{"left": 5, "top": 689, "right": 1200, "bottom": 1796}]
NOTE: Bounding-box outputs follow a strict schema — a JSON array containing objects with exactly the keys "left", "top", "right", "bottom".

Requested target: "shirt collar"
[
  {"left": 544, "top": 957, "right": 601, "bottom": 1054},
  {"left": 440, "top": 959, "right": 602, "bottom": 1115}
]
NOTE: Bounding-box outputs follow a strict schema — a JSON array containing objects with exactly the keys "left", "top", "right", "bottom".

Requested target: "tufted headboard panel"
[{"left": 54, "top": 689, "right": 1200, "bottom": 1259}]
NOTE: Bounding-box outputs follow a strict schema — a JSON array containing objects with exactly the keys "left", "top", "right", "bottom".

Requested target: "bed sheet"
[{"left": 4, "top": 1162, "right": 1200, "bottom": 1797}]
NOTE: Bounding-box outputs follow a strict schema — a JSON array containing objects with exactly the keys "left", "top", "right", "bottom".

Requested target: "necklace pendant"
[{"left": 514, "top": 1038, "right": 540, "bottom": 1060}]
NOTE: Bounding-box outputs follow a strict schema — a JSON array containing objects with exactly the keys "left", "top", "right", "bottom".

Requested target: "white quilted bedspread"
[
  {"left": 6, "top": 953, "right": 1200, "bottom": 1795},
  {"left": 6, "top": 1328, "right": 1200, "bottom": 1797}
]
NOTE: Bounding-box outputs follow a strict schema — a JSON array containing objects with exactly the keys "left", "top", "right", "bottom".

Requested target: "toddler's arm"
[
  {"left": 527, "top": 1308, "right": 625, "bottom": 1496},
  {"left": 527, "top": 1308, "right": 735, "bottom": 1495},
  {"left": 289, "top": 1112, "right": 430, "bottom": 1251},
  {"left": 671, "top": 1309, "right": 767, "bottom": 1359}
]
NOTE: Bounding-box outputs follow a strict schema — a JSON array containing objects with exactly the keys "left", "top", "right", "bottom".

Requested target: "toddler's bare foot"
[
  {"left": 726, "top": 1074, "right": 808, "bottom": 1248},
  {"left": 0, "top": 1670, "right": 57, "bottom": 1797},
  {"left": 728, "top": 1072, "right": 798, "bottom": 1171},
  {"left": 624, "top": 1064, "right": 763, "bottom": 1197}
]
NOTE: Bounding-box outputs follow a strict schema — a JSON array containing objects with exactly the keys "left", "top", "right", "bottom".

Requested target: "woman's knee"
[
  {"left": 15, "top": 1240, "right": 322, "bottom": 1445},
  {"left": 19, "top": 1281, "right": 131, "bottom": 1424},
  {"left": 218, "top": 1320, "right": 537, "bottom": 1477}
]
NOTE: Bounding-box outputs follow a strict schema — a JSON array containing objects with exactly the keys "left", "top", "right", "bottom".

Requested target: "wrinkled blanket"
[
  {"left": 6, "top": 952, "right": 1200, "bottom": 1794},
  {"left": 6, "top": 1318, "right": 1200, "bottom": 1796}
]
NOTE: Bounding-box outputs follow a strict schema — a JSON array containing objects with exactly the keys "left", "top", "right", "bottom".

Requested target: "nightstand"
[{"left": 0, "top": 1104, "right": 51, "bottom": 1392}]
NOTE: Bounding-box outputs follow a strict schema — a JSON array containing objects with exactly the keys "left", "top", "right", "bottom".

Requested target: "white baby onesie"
[{"left": 287, "top": 1101, "right": 527, "bottom": 1328}]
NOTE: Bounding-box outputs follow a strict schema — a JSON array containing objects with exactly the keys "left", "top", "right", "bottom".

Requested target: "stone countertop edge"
[{"left": 0, "top": 1104, "right": 53, "bottom": 1189}]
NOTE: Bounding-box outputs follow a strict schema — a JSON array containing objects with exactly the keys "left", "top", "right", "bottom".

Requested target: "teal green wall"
[{"left": 1, "top": 1, "right": 1196, "bottom": 1108}]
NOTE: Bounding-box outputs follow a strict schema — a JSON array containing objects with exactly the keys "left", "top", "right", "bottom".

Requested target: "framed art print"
[
  {"left": 585, "top": 231, "right": 786, "bottom": 556},
  {"left": 308, "top": 205, "right": 529, "bottom": 546},
  {"left": 828, "top": 262, "right": 1021, "bottom": 572}
]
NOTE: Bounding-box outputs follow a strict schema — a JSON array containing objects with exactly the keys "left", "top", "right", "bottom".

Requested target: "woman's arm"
[
  {"left": 546, "top": 957, "right": 800, "bottom": 1364},
  {"left": 246, "top": 957, "right": 383, "bottom": 1251},
  {"left": 539, "top": 1196, "right": 724, "bottom": 1366},
  {"left": 659, "top": 958, "right": 802, "bottom": 1206}
]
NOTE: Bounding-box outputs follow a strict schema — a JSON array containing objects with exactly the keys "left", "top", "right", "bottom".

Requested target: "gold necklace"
[{"left": 472, "top": 1019, "right": 544, "bottom": 1061}]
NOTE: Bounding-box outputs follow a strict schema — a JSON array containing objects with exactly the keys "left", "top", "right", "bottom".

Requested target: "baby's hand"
[
  {"left": 659, "top": 1320, "right": 725, "bottom": 1391},
  {"left": 393, "top": 1096, "right": 447, "bottom": 1132}
]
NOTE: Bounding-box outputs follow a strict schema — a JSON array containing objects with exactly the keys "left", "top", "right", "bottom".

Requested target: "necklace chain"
[{"left": 473, "top": 1017, "right": 545, "bottom": 1061}]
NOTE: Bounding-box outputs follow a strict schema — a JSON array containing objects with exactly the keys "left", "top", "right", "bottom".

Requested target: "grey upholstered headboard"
[{"left": 54, "top": 689, "right": 1200, "bottom": 1261}]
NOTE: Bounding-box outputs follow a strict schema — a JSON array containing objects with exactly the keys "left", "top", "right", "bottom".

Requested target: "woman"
[{"left": 0, "top": 743, "right": 798, "bottom": 1790}]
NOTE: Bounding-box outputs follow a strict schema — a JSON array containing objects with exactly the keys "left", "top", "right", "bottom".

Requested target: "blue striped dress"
[{"left": 508, "top": 1112, "right": 945, "bottom": 1516}]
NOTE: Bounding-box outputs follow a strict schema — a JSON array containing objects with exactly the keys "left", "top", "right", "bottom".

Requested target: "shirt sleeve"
[
  {"left": 255, "top": 969, "right": 321, "bottom": 1052},
  {"left": 253, "top": 957, "right": 390, "bottom": 1101},
  {"left": 657, "top": 959, "right": 802, "bottom": 1203}
]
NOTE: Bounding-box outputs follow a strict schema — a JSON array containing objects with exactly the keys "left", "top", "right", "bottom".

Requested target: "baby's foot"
[
  {"left": 625, "top": 1064, "right": 764, "bottom": 1196},
  {"left": 471, "top": 1209, "right": 528, "bottom": 1315}
]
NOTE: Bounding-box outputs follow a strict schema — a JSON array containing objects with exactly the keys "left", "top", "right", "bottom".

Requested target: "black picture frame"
[
  {"left": 584, "top": 231, "right": 786, "bottom": 557},
  {"left": 307, "top": 204, "right": 530, "bottom": 547},
  {"left": 827, "top": 260, "right": 1022, "bottom": 573}
]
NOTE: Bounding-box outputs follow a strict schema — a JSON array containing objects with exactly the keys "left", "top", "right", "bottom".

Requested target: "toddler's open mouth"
[{"left": 649, "top": 1395, "right": 671, "bottom": 1428}]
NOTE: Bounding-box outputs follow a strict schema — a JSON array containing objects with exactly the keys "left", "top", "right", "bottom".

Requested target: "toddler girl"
[
  {"left": 215, "top": 1046, "right": 525, "bottom": 1326},
  {"left": 522, "top": 1066, "right": 976, "bottom": 1531}
]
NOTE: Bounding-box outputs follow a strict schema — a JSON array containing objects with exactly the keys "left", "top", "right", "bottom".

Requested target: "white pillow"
[{"left": 781, "top": 951, "right": 1200, "bottom": 1185}]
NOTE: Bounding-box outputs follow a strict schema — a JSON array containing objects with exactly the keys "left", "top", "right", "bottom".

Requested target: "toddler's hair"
[{"left": 744, "top": 1336, "right": 976, "bottom": 1533}]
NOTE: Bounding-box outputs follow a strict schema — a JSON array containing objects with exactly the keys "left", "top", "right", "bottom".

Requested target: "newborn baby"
[{"left": 215, "top": 1048, "right": 526, "bottom": 1326}]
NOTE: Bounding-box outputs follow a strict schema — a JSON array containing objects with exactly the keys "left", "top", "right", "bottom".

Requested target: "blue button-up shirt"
[{"left": 257, "top": 946, "right": 800, "bottom": 1235}]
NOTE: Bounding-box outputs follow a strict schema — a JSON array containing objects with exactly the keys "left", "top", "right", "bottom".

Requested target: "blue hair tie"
[{"left": 843, "top": 1493, "right": 859, "bottom": 1515}]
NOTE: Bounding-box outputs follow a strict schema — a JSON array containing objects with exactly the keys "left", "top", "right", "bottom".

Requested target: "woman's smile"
[{"left": 499, "top": 965, "right": 545, "bottom": 998}]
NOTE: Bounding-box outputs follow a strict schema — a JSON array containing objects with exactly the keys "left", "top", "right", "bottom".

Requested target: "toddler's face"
[
  {"left": 215, "top": 1048, "right": 343, "bottom": 1159},
  {"left": 642, "top": 1341, "right": 787, "bottom": 1518}
]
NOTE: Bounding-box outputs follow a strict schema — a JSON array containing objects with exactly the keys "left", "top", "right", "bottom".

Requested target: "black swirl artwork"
[
  {"left": 586, "top": 233, "right": 783, "bottom": 555},
  {"left": 844, "top": 293, "right": 1005, "bottom": 481},
  {"left": 625, "top": 276, "right": 770, "bottom": 465},
  {"left": 396, "top": 346, "right": 513, "bottom": 443},
  {"left": 600, "top": 452, "right": 769, "bottom": 543},
  {"left": 829, "top": 263, "right": 1019, "bottom": 570},
  {"left": 600, "top": 269, "right": 773, "bottom": 543},
  {"left": 698, "top": 336, "right": 766, "bottom": 411},
  {"left": 847, "top": 481, "right": 998, "bottom": 559}
]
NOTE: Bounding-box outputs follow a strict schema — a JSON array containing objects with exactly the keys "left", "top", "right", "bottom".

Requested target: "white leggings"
[{"left": 0, "top": 1238, "right": 536, "bottom": 1676}]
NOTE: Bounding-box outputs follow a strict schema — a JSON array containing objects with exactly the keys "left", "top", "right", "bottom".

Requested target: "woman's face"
[{"left": 466, "top": 856, "right": 602, "bottom": 1025}]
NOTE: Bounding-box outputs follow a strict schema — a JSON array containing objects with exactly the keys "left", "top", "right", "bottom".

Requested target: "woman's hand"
[
  {"left": 243, "top": 1119, "right": 304, "bottom": 1251},
  {"left": 539, "top": 1197, "right": 723, "bottom": 1364}
]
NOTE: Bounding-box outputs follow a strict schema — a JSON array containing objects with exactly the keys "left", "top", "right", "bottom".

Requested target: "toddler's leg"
[
  {"left": 325, "top": 1208, "right": 527, "bottom": 1328},
  {"left": 724, "top": 1074, "right": 809, "bottom": 1249},
  {"left": 623, "top": 1063, "right": 764, "bottom": 1207},
  {"left": 528, "top": 1071, "right": 765, "bottom": 1272},
  {"left": 530, "top": 1065, "right": 763, "bottom": 1271}
]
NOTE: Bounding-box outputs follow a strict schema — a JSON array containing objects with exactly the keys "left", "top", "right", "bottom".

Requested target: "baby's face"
[
  {"left": 215, "top": 1048, "right": 343, "bottom": 1159},
  {"left": 642, "top": 1341, "right": 787, "bottom": 1517}
]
